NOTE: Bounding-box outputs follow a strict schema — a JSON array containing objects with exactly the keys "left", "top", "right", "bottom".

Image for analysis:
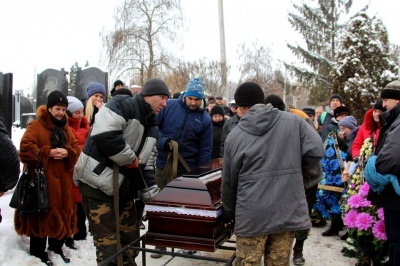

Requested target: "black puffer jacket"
[
  {"left": 368, "top": 104, "right": 400, "bottom": 211},
  {"left": 0, "top": 110, "right": 20, "bottom": 193}
]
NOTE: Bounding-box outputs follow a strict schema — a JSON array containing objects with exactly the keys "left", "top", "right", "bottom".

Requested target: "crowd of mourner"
[{"left": 1, "top": 77, "right": 400, "bottom": 266}]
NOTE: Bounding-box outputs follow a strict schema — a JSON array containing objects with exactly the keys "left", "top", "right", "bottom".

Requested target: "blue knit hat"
[
  {"left": 338, "top": 116, "right": 357, "bottom": 130},
  {"left": 185, "top": 78, "right": 205, "bottom": 99},
  {"left": 87, "top": 82, "right": 106, "bottom": 98}
]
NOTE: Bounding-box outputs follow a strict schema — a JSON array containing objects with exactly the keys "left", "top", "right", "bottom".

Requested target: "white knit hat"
[{"left": 67, "top": 96, "right": 84, "bottom": 113}]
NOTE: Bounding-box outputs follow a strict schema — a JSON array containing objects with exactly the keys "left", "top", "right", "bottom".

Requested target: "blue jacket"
[{"left": 156, "top": 93, "right": 212, "bottom": 172}]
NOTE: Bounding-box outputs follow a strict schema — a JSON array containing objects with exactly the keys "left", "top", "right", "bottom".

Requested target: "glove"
[
  {"left": 141, "top": 185, "right": 159, "bottom": 202},
  {"left": 163, "top": 138, "right": 173, "bottom": 151},
  {"left": 125, "top": 157, "right": 139, "bottom": 169}
]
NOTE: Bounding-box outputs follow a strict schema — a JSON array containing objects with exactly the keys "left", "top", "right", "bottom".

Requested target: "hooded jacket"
[
  {"left": 156, "top": 93, "right": 212, "bottom": 172},
  {"left": 74, "top": 94, "right": 158, "bottom": 201},
  {"left": 15, "top": 105, "right": 81, "bottom": 239},
  {"left": 351, "top": 108, "right": 381, "bottom": 158},
  {"left": 222, "top": 104, "right": 324, "bottom": 236},
  {"left": 68, "top": 115, "right": 90, "bottom": 203}
]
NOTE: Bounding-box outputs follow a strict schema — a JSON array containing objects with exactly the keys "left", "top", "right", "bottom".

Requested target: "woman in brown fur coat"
[{"left": 15, "top": 90, "right": 81, "bottom": 265}]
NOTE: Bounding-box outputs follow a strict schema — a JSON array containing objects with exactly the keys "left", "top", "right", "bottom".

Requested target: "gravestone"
[
  {"left": 75, "top": 67, "right": 108, "bottom": 103},
  {"left": 0, "top": 72, "right": 13, "bottom": 136},
  {"left": 36, "top": 68, "right": 69, "bottom": 108}
]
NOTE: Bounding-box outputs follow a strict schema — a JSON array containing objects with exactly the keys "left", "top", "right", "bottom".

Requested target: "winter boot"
[
  {"left": 322, "top": 216, "right": 343, "bottom": 236},
  {"left": 293, "top": 240, "right": 305, "bottom": 265}
]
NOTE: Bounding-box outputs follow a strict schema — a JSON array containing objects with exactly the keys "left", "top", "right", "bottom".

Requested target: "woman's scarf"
[
  {"left": 365, "top": 155, "right": 400, "bottom": 195},
  {"left": 48, "top": 111, "right": 67, "bottom": 148}
]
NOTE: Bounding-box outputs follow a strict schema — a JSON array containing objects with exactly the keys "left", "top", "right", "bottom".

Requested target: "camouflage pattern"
[
  {"left": 82, "top": 196, "right": 139, "bottom": 265},
  {"left": 235, "top": 231, "right": 295, "bottom": 266}
]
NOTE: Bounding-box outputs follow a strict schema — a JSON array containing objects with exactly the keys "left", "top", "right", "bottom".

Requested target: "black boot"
[
  {"left": 293, "top": 240, "right": 305, "bottom": 265},
  {"left": 322, "top": 216, "right": 342, "bottom": 236},
  {"left": 340, "top": 231, "right": 349, "bottom": 240},
  {"left": 136, "top": 199, "right": 145, "bottom": 230}
]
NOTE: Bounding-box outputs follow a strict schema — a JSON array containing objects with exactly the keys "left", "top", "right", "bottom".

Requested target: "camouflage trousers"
[
  {"left": 82, "top": 196, "right": 139, "bottom": 266},
  {"left": 235, "top": 231, "right": 295, "bottom": 266}
]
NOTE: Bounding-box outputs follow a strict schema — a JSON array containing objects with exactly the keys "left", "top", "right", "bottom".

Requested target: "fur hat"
[
  {"left": 185, "top": 78, "right": 205, "bottom": 99},
  {"left": 264, "top": 94, "right": 285, "bottom": 111},
  {"left": 302, "top": 107, "right": 315, "bottom": 117},
  {"left": 47, "top": 90, "right": 68, "bottom": 108},
  {"left": 142, "top": 78, "right": 170, "bottom": 97},
  {"left": 113, "top": 88, "right": 133, "bottom": 97},
  {"left": 373, "top": 99, "right": 386, "bottom": 112},
  {"left": 67, "top": 96, "right": 83, "bottom": 113},
  {"left": 234, "top": 82, "right": 265, "bottom": 107},
  {"left": 330, "top": 94, "right": 343, "bottom": 105},
  {"left": 210, "top": 105, "right": 225, "bottom": 117},
  {"left": 334, "top": 106, "right": 350, "bottom": 119},
  {"left": 381, "top": 80, "right": 400, "bottom": 100},
  {"left": 338, "top": 116, "right": 357, "bottom": 130},
  {"left": 87, "top": 82, "right": 106, "bottom": 98}
]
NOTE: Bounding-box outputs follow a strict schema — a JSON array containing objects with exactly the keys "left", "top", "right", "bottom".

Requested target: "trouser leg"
[
  {"left": 74, "top": 202, "right": 87, "bottom": 240},
  {"left": 30, "top": 235, "right": 48, "bottom": 262},
  {"left": 264, "top": 231, "right": 295, "bottom": 266},
  {"left": 83, "top": 196, "right": 139, "bottom": 266}
]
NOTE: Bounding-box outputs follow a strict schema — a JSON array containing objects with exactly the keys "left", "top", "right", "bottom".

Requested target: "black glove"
[{"left": 163, "top": 138, "right": 172, "bottom": 151}]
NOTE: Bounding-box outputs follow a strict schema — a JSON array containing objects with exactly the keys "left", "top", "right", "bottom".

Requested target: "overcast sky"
[{"left": 0, "top": 0, "right": 399, "bottom": 92}]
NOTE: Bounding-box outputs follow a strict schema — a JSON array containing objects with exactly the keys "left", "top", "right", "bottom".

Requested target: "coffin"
[{"left": 144, "top": 159, "right": 233, "bottom": 252}]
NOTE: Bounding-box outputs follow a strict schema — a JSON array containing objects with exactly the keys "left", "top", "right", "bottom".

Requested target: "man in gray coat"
[{"left": 222, "top": 82, "right": 324, "bottom": 265}]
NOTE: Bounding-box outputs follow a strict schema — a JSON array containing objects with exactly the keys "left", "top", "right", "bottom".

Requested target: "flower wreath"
[{"left": 341, "top": 138, "right": 386, "bottom": 258}]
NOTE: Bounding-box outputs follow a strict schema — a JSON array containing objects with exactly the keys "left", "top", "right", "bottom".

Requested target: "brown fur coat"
[{"left": 14, "top": 105, "right": 81, "bottom": 239}]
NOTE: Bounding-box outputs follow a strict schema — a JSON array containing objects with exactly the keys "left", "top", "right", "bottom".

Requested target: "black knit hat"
[
  {"left": 381, "top": 80, "right": 400, "bottom": 100},
  {"left": 333, "top": 106, "right": 350, "bottom": 119},
  {"left": 234, "top": 82, "right": 265, "bottom": 107},
  {"left": 264, "top": 94, "right": 285, "bottom": 111},
  {"left": 142, "top": 78, "right": 170, "bottom": 97},
  {"left": 330, "top": 94, "right": 343, "bottom": 105},
  {"left": 373, "top": 99, "right": 386, "bottom": 112},
  {"left": 113, "top": 80, "right": 124, "bottom": 89},
  {"left": 210, "top": 105, "right": 225, "bottom": 117},
  {"left": 47, "top": 90, "right": 68, "bottom": 108}
]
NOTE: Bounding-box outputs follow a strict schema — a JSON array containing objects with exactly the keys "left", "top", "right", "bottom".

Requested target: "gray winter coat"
[{"left": 222, "top": 104, "right": 324, "bottom": 237}]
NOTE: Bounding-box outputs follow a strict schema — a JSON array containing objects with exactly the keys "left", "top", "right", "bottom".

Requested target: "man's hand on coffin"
[
  {"left": 163, "top": 138, "right": 173, "bottom": 150},
  {"left": 141, "top": 185, "right": 159, "bottom": 202},
  {"left": 124, "top": 157, "right": 139, "bottom": 168}
]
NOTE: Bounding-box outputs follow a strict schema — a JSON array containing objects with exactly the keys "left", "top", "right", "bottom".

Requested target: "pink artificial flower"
[
  {"left": 372, "top": 220, "right": 387, "bottom": 241},
  {"left": 347, "top": 194, "right": 364, "bottom": 208},
  {"left": 359, "top": 182, "right": 370, "bottom": 197},
  {"left": 344, "top": 209, "right": 359, "bottom": 228},
  {"left": 355, "top": 212, "right": 374, "bottom": 231},
  {"left": 358, "top": 198, "right": 372, "bottom": 208},
  {"left": 377, "top": 208, "right": 385, "bottom": 221}
]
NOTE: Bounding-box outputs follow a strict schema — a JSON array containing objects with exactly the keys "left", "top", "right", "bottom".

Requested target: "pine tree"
[
  {"left": 331, "top": 12, "right": 399, "bottom": 121},
  {"left": 286, "top": 0, "right": 352, "bottom": 105}
]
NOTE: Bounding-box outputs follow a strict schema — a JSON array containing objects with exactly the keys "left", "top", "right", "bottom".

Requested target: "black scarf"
[{"left": 48, "top": 111, "right": 67, "bottom": 148}]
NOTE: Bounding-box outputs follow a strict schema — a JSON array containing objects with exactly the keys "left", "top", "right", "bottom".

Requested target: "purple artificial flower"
[
  {"left": 355, "top": 212, "right": 374, "bottom": 231},
  {"left": 359, "top": 182, "right": 370, "bottom": 197},
  {"left": 344, "top": 209, "right": 359, "bottom": 228},
  {"left": 372, "top": 220, "right": 387, "bottom": 241},
  {"left": 377, "top": 208, "right": 385, "bottom": 221}
]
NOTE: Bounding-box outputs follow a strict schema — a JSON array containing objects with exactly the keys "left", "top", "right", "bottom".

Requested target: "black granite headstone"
[
  {"left": 0, "top": 72, "right": 13, "bottom": 136},
  {"left": 75, "top": 67, "right": 108, "bottom": 102},
  {"left": 36, "top": 68, "right": 68, "bottom": 108}
]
